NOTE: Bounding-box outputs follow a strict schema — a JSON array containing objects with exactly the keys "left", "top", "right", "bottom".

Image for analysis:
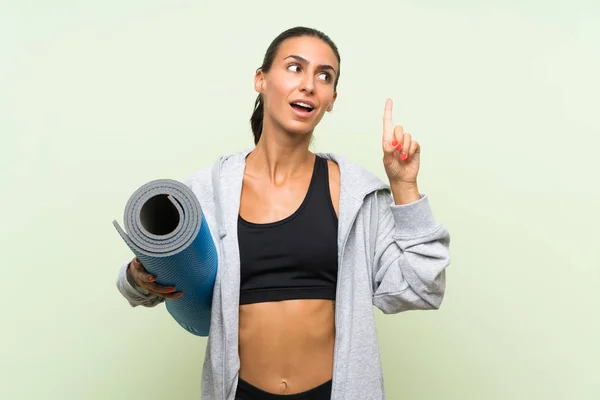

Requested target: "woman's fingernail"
[
  {"left": 392, "top": 139, "right": 398, "bottom": 146},
  {"left": 396, "top": 143, "right": 403, "bottom": 151},
  {"left": 400, "top": 153, "right": 408, "bottom": 161},
  {"left": 176, "top": 293, "right": 183, "bottom": 298},
  {"left": 148, "top": 276, "right": 154, "bottom": 282}
]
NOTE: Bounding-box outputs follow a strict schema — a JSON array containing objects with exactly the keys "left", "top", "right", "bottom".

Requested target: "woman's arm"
[{"left": 370, "top": 189, "right": 450, "bottom": 314}]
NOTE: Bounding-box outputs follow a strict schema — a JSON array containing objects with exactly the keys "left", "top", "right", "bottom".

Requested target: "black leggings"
[{"left": 235, "top": 378, "right": 332, "bottom": 400}]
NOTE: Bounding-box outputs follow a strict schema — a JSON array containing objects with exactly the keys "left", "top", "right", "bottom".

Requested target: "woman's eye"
[
  {"left": 319, "top": 73, "right": 331, "bottom": 82},
  {"left": 287, "top": 64, "right": 331, "bottom": 82}
]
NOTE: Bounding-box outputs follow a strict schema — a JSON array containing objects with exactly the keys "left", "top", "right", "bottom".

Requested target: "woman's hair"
[{"left": 250, "top": 26, "right": 341, "bottom": 145}]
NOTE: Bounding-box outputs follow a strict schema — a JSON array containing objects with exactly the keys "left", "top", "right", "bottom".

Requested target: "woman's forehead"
[{"left": 277, "top": 36, "right": 338, "bottom": 68}]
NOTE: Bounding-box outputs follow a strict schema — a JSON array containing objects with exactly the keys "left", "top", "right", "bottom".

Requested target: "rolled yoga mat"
[{"left": 113, "top": 179, "right": 218, "bottom": 336}]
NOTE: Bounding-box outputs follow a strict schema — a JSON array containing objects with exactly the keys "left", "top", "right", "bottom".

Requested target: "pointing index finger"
[{"left": 383, "top": 98, "right": 393, "bottom": 141}]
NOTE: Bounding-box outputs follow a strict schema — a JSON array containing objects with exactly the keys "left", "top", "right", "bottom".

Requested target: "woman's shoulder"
[
  {"left": 183, "top": 148, "right": 251, "bottom": 188},
  {"left": 317, "top": 152, "right": 389, "bottom": 197}
]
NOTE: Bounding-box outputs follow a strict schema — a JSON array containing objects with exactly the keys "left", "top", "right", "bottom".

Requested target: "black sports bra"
[{"left": 237, "top": 155, "right": 338, "bottom": 305}]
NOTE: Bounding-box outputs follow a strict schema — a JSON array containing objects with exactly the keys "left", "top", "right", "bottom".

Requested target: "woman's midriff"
[{"left": 238, "top": 299, "right": 336, "bottom": 395}]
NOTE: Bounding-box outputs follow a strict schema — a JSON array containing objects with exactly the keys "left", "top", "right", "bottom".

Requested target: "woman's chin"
[{"left": 282, "top": 121, "right": 315, "bottom": 137}]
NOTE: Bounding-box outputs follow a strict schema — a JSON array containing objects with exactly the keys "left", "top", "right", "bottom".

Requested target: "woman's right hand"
[{"left": 128, "top": 257, "right": 183, "bottom": 299}]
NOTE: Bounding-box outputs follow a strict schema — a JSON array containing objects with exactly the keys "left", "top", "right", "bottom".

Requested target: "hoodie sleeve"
[
  {"left": 116, "top": 260, "right": 166, "bottom": 308},
  {"left": 370, "top": 189, "right": 450, "bottom": 314}
]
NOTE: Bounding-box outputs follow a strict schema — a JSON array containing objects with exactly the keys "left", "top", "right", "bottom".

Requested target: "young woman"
[{"left": 116, "top": 26, "right": 451, "bottom": 400}]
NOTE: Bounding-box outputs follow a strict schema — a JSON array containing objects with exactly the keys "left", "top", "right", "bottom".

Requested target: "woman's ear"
[
  {"left": 327, "top": 92, "right": 338, "bottom": 112},
  {"left": 254, "top": 69, "right": 265, "bottom": 94}
]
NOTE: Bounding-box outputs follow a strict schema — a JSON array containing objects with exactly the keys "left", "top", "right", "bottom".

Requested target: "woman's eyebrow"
[{"left": 284, "top": 55, "right": 337, "bottom": 76}]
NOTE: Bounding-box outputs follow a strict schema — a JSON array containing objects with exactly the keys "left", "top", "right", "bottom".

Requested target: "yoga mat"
[{"left": 113, "top": 179, "right": 218, "bottom": 336}]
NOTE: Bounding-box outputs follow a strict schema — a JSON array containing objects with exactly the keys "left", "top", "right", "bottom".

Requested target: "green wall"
[{"left": 2, "top": 1, "right": 598, "bottom": 398}]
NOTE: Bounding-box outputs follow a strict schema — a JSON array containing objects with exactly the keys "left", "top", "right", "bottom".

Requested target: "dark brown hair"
[{"left": 250, "top": 26, "right": 341, "bottom": 145}]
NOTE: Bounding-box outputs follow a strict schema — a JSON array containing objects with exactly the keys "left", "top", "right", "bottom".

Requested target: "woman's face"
[{"left": 255, "top": 36, "right": 339, "bottom": 137}]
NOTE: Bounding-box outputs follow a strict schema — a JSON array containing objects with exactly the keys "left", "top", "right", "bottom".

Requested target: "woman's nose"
[{"left": 299, "top": 74, "right": 315, "bottom": 94}]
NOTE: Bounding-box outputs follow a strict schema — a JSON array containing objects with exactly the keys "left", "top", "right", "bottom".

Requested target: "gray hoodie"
[{"left": 116, "top": 148, "right": 451, "bottom": 399}]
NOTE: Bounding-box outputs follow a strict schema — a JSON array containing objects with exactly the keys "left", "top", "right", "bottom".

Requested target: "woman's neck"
[{"left": 247, "top": 129, "right": 315, "bottom": 185}]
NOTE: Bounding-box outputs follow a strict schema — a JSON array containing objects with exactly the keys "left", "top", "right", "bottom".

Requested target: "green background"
[{"left": 2, "top": 1, "right": 598, "bottom": 399}]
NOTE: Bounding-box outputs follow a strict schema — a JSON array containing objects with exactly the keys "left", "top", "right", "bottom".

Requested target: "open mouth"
[{"left": 290, "top": 102, "right": 315, "bottom": 113}]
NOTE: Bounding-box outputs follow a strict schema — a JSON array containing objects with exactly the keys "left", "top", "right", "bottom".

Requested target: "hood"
[{"left": 209, "top": 147, "right": 390, "bottom": 240}]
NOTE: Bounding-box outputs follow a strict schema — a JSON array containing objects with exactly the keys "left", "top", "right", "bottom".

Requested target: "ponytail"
[{"left": 250, "top": 94, "right": 264, "bottom": 145}]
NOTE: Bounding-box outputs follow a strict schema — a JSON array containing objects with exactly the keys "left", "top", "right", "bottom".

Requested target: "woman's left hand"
[{"left": 381, "top": 99, "right": 420, "bottom": 185}]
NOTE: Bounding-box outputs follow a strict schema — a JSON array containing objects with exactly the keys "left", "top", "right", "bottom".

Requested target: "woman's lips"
[{"left": 290, "top": 104, "right": 315, "bottom": 118}]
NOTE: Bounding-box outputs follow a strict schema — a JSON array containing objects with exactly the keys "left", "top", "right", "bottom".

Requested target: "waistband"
[{"left": 235, "top": 377, "right": 332, "bottom": 400}]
